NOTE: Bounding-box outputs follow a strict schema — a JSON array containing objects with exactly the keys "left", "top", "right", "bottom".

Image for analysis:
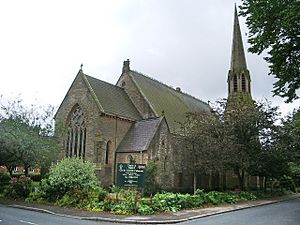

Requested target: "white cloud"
[{"left": 0, "top": 0, "right": 298, "bottom": 115}]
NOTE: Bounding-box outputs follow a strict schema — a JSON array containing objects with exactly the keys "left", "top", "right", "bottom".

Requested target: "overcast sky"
[{"left": 0, "top": 0, "right": 299, "bottom": 116}]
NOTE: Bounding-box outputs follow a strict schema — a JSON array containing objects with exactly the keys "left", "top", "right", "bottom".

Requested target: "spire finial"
[
  {"left": 227, "top": 5, "right": 252, "bottom": 98},
  {"left": 230, "top": 3, "right": 247, "bottom": 71},
  {"left": 80, "top": 63, "right": 83, "bottom": 71}
]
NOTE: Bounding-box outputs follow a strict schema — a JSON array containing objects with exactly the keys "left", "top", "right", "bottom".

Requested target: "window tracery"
[{"left": 66, "top": 105, "right": 86, "bottom": 159}]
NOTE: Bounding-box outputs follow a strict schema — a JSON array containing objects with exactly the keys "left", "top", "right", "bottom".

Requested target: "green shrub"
[
  {"left": 29, "top": 174, "right": 42, "bottom": 182},
  {"left": 56, "top": 194, "right": 79, "bottom": 207},
  {"left": 279, "top": 175, "right": 296, "bottom": 192},
  {"left": 237, "top": 191, "right": 257, "bottom": 201},
  {"left": 204, "top": 191, "right": 256, "bottom": 205},
  {"left": 152, "top": 192, "right": 181, "bottom": 212},
  {"left": 108, "top": 201, "right": 134, "bottom": 215},
  {"left": 103, "top": 189, "right": 142, "bottom": 215},
  {"left": 178, "top": 194, "right": 203, "bottom": 209},
  {"left": 152, "top": 191, "right": 207, "bottom": 212},
  {"left": 25, "top": 190, "right": 47, "bottom": 203},
  {"left": 138, "top": 202, "right": 154, "bottom": 215},
  {"left": 144, "top": 161, "right": 160, "bottom": 195},
  {"left": 289, "top": 162, "right": 300, "bottom": 187},
  {"left": 109, "top": 185, "right": 122, "bottom": 193},
  {"left": 205, "top": 191, "right": 226, "bottom": 205},
  {"left": 111, "top": 201, "right": 134, "bottom": 215},
  {"left": 11, "top": 173, "right": 24, "bottom": 178},
  {"left": 0, "top": 173, "right": 11, "bottom": 193},
  {"left": 40, "top": 157, "right": 101, "bottom": 201},
  {"left": 83, "top": 201, "right": 104, "bottom": 212},
  {"left": 98, "top": 187, "right": 109, "bottom": 201},
  {"left": 194, "top": 189, "right": 207, "bottom": 204},
  {"left": 4, "top": 175, "right": 32, "bottom": 198},
  {"left": 57, "top": 188, "right": 105, "bottom": 209}
]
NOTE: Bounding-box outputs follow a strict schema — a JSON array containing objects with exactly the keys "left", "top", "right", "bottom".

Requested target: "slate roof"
[
  {"left": 84, "top": 74, "right": 141, "bottom": 121},
  {"left": 128, "top": 71, "right": 211, "bottom": 133},
  {"left": 116, "top": 118, "right": 162, "bottom": 153}
]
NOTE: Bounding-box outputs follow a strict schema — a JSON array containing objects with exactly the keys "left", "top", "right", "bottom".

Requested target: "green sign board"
[{"left": 116, "top": 163, "right": 146, "bottom": 188}]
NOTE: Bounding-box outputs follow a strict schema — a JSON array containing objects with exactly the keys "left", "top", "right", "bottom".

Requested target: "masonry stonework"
[
  {"left": 55, "top": 7, "right": 256, "bottom": 192},
  {"left": 117, "top": 72, "right": 155, "bottom": 119}
]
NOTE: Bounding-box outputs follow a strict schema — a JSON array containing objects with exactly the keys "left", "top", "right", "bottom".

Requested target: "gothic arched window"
[
  {"left": 242, "top": 74, "right": 246, "bottom": 92},
  {"left": 66, "top": 105, "right": 86, "bottom": 159},
  {"left": 233, "top": 74, "right": 238, "bottom": 93}
]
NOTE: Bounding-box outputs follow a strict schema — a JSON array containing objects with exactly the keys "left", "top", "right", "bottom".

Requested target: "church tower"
[{"left": 227, "top": 5, "right": 252, "bottom": 102}]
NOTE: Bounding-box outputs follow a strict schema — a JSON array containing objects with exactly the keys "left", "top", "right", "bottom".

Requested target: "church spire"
[
  {"left": 227, "top": 4, "right": 251, "bottom": 99},
  {"left": 230, "top": 4, "right": 247, "bottom": 71}
]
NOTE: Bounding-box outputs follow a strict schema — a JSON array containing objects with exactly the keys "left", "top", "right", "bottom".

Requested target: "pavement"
[{"left": 1, "top": 194, "right": 299, "bottom": 224}]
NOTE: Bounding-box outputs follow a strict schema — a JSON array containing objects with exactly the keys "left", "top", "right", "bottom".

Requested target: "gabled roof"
[
  {"left": 83, "top": 74, "right": 141, "bottom": 120},
  {"left": 128, "top": 71, "right": 210, "bottom": 133},
  {"left": 116, "top": 118, "right": 163, "bottom": 153}
]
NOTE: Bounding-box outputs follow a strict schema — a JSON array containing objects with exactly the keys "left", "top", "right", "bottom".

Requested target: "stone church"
[{"left": 55, "top": 6, "right": 254, "bottom": 190}]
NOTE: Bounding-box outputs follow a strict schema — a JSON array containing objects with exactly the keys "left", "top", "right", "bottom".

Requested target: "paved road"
[
  {"left": 0, "top": 198, "right": 299, "bottom": 225},
  {"left": 0, "top": 205, "right": 126, "bottom": 225},
  {"left": 180, "top": 198, "right": 300, "bottom": 225}
]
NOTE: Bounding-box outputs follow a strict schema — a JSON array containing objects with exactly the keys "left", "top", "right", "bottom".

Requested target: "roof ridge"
[
  {"left": 84, "top": 73, "right": 140, "bottom": 121},
  {"left": 131, "top": 70, "right": 209, "bottom": 106},
  {"left": 116, "top": 116, "right": 163, "bottom": 153},
  {"left": 143, "top": 117, "right": 163, "bottom": 151},
  {"left": 85, "top": 74, "right": 124, "bottom": 91},
  {"left": 81, "top": 73, "right": 105, "bottom": 113},
  {"left": 136, "top": 117, "right": 161, "bottom": 122}
]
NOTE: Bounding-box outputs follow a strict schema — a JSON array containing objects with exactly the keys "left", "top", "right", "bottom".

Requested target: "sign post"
[{"left": 116, "top": 163, "right": 146, "bottom": 188}]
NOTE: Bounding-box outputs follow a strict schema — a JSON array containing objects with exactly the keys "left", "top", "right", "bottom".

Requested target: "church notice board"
[{"left": 116, "top": 163, "right": 146, "bottom": 188}]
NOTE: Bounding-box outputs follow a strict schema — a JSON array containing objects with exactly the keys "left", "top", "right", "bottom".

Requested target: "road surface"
[
  {"left": 0, "top": 205, "right": 125, "bottom": 225},
  {"left": 0, "top": 198, "right": 299, "bottom": 225},
  {"left": 180, "top": 197, "right": 300, "bottom": 225}
]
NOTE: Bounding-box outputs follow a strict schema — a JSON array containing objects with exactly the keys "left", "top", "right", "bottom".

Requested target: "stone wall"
[
  {"left": 117, "top": 72, "right": 155, "bottom": 119},
  {"left": 116, "top": 152, "right": 148, "bottom": 165},
  {"left": 146, "top": 118, "right": 176, "bottom": 190},
  {"left": 55, "top": 73, "right": 102, "bottom": 162},
  {"left": 55, "top": 73, "right": 134, "bottom": 187},
  {"left": 95, "top": 115, "right": 133, "bottom": 186}
]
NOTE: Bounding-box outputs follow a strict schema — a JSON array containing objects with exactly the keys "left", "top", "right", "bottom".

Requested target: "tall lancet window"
[
  {"left": 66, "top": 105, "right": 86, "bottom": 159},
  {"left": 233, "top": 74, "right": 238, "bottom": 93},
  {"left": 242, "top": 74, "right": 246, "bottom": 92},
  {"left": 105, "top": 141, "right": 112, "bottom": 164}
]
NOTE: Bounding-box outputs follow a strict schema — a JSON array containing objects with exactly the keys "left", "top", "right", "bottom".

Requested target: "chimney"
[{"left": 122, "top": 59, "right": 130, "bottom": 73}]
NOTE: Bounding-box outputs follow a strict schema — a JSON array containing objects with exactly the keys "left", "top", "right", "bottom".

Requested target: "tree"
[
  {"left": 277, "top": 107, "right": 300, "bottom": 163},
  {"left": 274, "top": 107, "right": 300, "bottom": 187},
  {"left": 240, "top": 0, "right": 300, "bottom": 102},
  {"left": 180, "top": 108, "right": 231, "bottom": 192},
  {"left": 0, "top": 97, "right": 59, "bottom": 175},
  {"left": 0, "top": 138, "right": 18, "bottom": 175},
  {"left": 226, "top": 98, "right": 285, "bottom": 190},
  {"left": 181, "top": 99, "right": 282, "bottom": 190},
  {"left": 224, "top": 99, "right": 261, "bottom": 190}
]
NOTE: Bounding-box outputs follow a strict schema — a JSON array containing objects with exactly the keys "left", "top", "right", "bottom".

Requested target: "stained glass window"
[{"left": 66, "top": 105, "right": 86, "bottom": 159}]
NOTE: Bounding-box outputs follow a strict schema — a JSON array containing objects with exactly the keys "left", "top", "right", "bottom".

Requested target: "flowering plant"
[{"left": 5, "top": 175, "right": 32, "bottom": 198}]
